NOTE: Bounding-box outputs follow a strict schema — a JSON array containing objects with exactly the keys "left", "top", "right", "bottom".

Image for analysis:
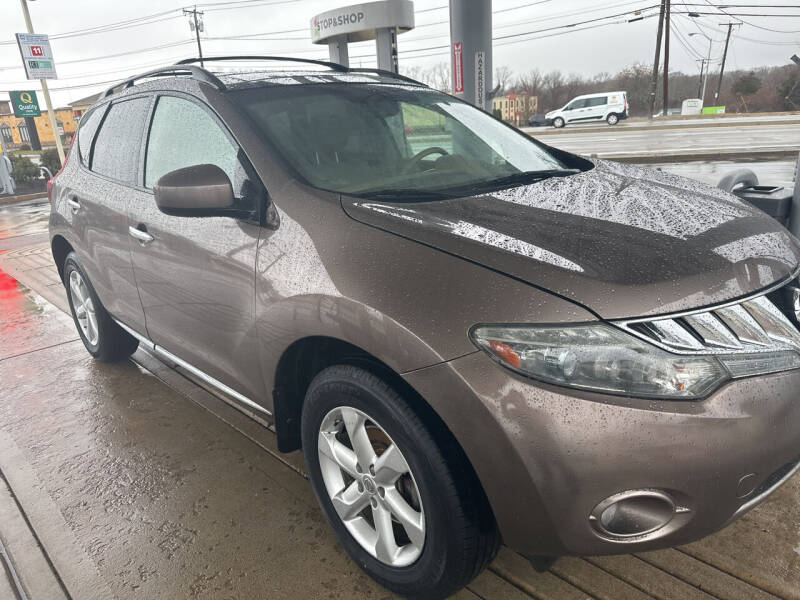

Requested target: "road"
[{"left": 526, "top": 120, "right": 800, "bottom": 162}]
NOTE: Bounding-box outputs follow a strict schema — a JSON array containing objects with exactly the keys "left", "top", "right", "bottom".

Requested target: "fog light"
[{"left": 590, "top": 490, "right": 676, "bottom": 538}]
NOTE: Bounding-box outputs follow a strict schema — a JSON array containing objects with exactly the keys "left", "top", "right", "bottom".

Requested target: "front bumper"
[{"left": 404, "top": 352, "right": 800, "bottom": 557}]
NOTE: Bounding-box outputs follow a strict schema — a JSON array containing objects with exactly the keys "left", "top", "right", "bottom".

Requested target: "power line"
[{"left": 700, "top": 0, "right": 800, "bottom": 31}]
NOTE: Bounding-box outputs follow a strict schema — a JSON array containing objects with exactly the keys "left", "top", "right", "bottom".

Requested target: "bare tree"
[
  {"left": 515, "top": 69, "right": 543, "bottom": 96},
  {"left": 428, "top": 63, "right": 451, "bottom": 92},
  {"left": 494, "top": 66, "right": 514, "bottom": 94}
]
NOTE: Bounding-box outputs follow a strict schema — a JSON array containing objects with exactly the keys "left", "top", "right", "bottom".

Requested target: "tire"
[
  {"left": 606, "top": 113, "right": 619, "bottom": 125},
  {"left": 553, "top": 117, "right": 565, "bottom": 128},
  {"left": 301, "top": 365, "right": 499, "bottom": 600},
  {"left": 64, "top": 252, "right": 138, "bottom": 362}
]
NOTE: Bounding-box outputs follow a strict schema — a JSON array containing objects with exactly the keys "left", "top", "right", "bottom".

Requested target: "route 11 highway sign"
[{"left": 15, "top": 33, "right": 58, "bottom": 80}]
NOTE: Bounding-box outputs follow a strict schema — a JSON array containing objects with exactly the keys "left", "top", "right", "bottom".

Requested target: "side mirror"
[{"left": 154, "top": 164, "right": 238, "bottom": 217}]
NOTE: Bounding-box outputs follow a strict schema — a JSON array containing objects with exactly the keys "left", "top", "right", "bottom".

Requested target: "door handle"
[
  {"left": 128, "top": 225, "right": 154, "bottom": 245},
  {"left": 67, "top": 197, "right": 80, "bottom": 213}
]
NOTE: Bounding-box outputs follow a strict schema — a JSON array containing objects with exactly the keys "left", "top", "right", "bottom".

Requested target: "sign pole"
[{"left": 18, "top": 0, "right": 65, "bottom": 164}]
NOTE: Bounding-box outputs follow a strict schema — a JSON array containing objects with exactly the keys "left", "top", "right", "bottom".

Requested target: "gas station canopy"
[{"left": 310, "top": 0, "right": 414, "bottom": 44}]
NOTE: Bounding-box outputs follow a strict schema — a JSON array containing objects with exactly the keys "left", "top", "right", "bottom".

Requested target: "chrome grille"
[{"left": 617, "top": 291, "right": 800, "bottom": 356}]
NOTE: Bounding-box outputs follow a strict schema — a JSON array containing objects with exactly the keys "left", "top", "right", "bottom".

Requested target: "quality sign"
[{"left": 10, "top": 90, "right": 41, "bottom": 118}]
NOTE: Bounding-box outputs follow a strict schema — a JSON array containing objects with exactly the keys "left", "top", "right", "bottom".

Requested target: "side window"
[
  {"left": 566, "top": 99, "right": 585, "bottom": 111},
  {"left": 91, "top": 98, "right": 151, "bottom": 184},
  {"left": 76, "top": 105, "right": 105, "bottom": 167},
  {"left": 588, "top": 97, "right": 608, "bottom": 107},
  {"left": 145, "top": 96, "right": 239, "bottom": 190}
]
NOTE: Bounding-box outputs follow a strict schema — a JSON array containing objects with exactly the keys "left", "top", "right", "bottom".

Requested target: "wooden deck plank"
[
  {"left": 587, "top": 555, "right": 716, "bottom": 600},
  {"left": 490, "top": 547, "right": 593, "bottom": 600},
  {"left": 552, "top": 557, "right": 654, "bottom": 600},
  {"left": 635, "top": 549, "right": 780, "bottom": 600}
]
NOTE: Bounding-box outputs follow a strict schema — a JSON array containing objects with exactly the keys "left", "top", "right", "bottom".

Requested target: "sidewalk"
[{"left": 0, "top": 237, "right": 798, "bottom": 598}]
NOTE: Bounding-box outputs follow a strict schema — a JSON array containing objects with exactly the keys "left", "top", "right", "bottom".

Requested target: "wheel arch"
[
  {"left": 51, "top": 234, "right": 74, "bottom": 283},
  {"left": 272, "top": 336, "right": 462, "bottom": 461}
]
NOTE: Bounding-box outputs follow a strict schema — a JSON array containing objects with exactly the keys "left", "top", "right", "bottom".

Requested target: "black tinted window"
[
  {"left": 77, "top": 106, "right": 105, "bottom": 166},
  {"left": 91, "top": 97, "right": 150, "bottom": 185}
]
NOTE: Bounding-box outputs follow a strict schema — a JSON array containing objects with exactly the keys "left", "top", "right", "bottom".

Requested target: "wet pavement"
[{"left": 1, "top": 190, "right": 799, "bottom": 599}]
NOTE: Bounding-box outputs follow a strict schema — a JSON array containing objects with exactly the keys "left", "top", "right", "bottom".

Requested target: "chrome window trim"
[{"left": 112, "top": 317, "right": 272, "bottom": 416}]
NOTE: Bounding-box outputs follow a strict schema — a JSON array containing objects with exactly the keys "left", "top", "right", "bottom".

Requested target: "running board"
[{"left": 112, "top": 318, "right": 272, "bottom": 417}]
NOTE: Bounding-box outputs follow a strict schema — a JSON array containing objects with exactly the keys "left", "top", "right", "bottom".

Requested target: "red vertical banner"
[{"left": 453, "top": 42, "right": 464, "bottom": 93}]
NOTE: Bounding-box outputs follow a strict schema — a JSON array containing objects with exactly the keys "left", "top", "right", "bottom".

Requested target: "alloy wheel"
[
  {"left": 317, "top": 406, "right": 425, "bottom": 567},
  {"left": 69, "top": 270, "right": 99, "bottom": 346}
]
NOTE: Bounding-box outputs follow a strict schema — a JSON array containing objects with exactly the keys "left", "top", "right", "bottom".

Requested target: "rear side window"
[
  {"left": 77, "top": 106, "right": 105, "bottom": 166},
  {"left": 91, "top": 97, "right": 151, "bottom": 185},
  {"left": 145, "top": 96, "right": 238, "bottom": 189}
]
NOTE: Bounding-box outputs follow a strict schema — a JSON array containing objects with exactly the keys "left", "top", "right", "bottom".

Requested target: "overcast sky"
[{"left": 1, "top": 0, "right": 798, "bottom": 107}]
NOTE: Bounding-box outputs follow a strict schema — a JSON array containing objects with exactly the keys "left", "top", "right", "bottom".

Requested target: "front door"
[{"left": 127, "top": 93, "right": 265, "bottom": 401}]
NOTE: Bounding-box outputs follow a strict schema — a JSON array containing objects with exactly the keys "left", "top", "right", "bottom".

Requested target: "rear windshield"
[{"left": 230, "top": 83, "right": 574, "bottom": 197}]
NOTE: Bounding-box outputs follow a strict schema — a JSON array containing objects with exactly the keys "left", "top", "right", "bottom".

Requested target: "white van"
[{"left": 545, "top": 91, "right": 629, "bottom": 128}]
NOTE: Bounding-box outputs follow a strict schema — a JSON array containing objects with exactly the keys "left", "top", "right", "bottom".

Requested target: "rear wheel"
[
  {"left": 64, "top": 253, "right": 138, "bottom": 362},
  {"left": 553, "top": 117, "right": 565, "bottom": 128},
  {"left": 606, "top": 113, "right": 619, "bottom": 125},
  {"left": 301, "top": 365, "right": 499, "bottom": 599}
]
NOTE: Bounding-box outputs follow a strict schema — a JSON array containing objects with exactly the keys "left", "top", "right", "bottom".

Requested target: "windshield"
[{"left": 230, "top": 83, "right": 580, "bottom": 197}]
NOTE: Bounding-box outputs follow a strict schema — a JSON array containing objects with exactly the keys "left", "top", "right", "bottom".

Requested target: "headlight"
[{"left": 471, "top": 324, "right": 734, "bottom": 400}]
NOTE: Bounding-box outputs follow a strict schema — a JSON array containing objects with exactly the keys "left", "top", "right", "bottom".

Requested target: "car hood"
[{"left": 341, "top": 160, "right": 800, "bottom": 320}]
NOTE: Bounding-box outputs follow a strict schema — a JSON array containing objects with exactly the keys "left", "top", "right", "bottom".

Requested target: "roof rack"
[
  {"left": 178, "top": 56, "right": 426, "bottom": 86},
  {"left": 104, "top": 65, "right": 224, "bottom": 97},
  {"left": 103, "top": 56, "right": 427, "bottom": 99},
  {"left": 348, "top": 67, "right": 424, "bottom": 86},
  {"left": 177, "top": 56, "right": 349, "bottom": 72}
]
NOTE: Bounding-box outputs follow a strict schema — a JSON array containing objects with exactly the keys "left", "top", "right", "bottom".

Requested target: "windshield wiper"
[
  {"left": 358, "top": 188, "right": 458, "bottom": 201},
  {"left": 465, "top": 169, "right": 581, "bottom": 193}
]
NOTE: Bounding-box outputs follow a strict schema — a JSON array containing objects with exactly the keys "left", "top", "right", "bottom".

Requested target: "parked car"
[
  {"left": 545, "top": 91, "right": 629, "bottom": 128},
  {"left": 527, "top": 113, "right": 549, "bottom": 127},
  {"left": 49, "top": 58, "right": 800, "bottom": 600}
]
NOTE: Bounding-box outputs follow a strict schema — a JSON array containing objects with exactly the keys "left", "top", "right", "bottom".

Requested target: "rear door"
[
  {"left": 127, "top": 93, "right": 265, "bottom": 401},
  {"left": 68, "top": 96, "right": 152, "bottom": 333}
]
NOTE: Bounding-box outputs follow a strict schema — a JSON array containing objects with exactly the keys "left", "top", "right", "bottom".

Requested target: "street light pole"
[{"left": 18, "top": 0, "right": 65, "bottom": 164}]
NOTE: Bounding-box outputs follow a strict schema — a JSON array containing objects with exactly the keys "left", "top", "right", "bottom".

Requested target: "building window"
[
  {"left": 0, "top": 124, "right": 12, "bottom": 144},
  {"left": 18, "top": 122, "right": 30, "bottom": 143}
]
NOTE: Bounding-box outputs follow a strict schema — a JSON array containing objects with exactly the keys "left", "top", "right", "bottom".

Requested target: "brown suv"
[{"left": 49, "top": 57, "right": 800, "bottom": 599}]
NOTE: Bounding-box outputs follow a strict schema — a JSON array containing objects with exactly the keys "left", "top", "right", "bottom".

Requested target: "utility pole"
[
  {"left": 18, "top": 0, "right": 65, "bottom": 164},
  {"left": 184, "top": 6, "right": 205, "bottom": 67},
  {"left": 662, "top": 0, "right": 671, "bottom": 115},
  {"left": 697, "top": 59, "right": 705, "bottom": 99},
  {"left": 648, "top": 0, "right": 667, "bottom": 119},
  {"left": 715, "top": 23, "right": 737, "bottom": 103}
]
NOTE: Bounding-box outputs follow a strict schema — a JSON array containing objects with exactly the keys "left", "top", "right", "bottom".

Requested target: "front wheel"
[
  {"left": 553, "top": 117, "right": 565, "bottom": 128},
  {"left": 301, "top": 365, "right": 499, "bottom": 599},
  {"left": 606, "top": 113, "right": 620, "bottom": 125}
]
